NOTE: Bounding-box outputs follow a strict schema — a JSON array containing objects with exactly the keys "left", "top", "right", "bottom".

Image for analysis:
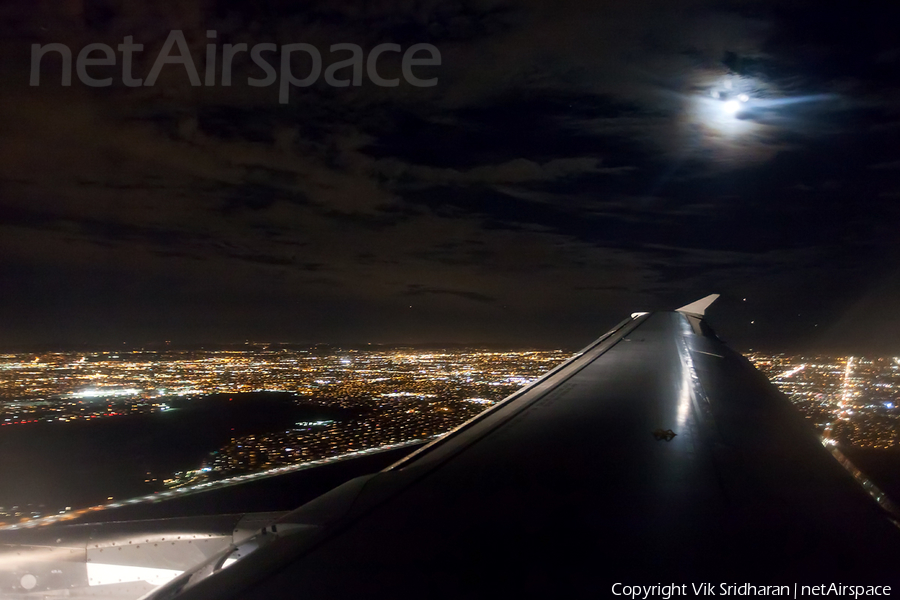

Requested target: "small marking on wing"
[{"left": 652, "top": 428, "right": 677, "bottom": 442}]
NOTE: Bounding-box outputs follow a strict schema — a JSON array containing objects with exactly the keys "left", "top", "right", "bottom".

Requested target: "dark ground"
[
  {"left": 66, "top": 443, "right": 423, "bottom": 523},
  {"left": 0, "top": 393, "right": 356, "bottom": 509}
]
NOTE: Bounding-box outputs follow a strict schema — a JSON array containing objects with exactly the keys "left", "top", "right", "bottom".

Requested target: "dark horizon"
[
  {"left": 0, "top": 327, "right": 892, "bottom": 358},
  {"left": 0, "top": 340, "right": 577, "bottom": 353},
  {"left": 2, "top": 295, "right": 899, "bottom": 356}
]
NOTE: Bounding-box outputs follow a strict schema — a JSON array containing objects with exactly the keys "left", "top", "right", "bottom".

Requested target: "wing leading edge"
[{"left": 145, "top": 301, "right": 900, "bottom": 599}]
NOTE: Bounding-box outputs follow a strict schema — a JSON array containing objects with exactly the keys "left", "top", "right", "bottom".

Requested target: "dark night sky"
[{"left": 0, "top": 0, "right": 898, "bottom": 352}]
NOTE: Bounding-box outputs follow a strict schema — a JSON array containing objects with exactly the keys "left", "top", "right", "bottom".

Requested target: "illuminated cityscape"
[
  {"left": 0, "top": 347, "right": 563, "bottom": 424},
  {"left": 0, "top": 347, "right": 567, "bottom": 524},
  {"left": 748, "top": 353, "right": 900, "bottom": 449},
  {"left": 2, "top": 348, "right": 900, "bottom": 527}
]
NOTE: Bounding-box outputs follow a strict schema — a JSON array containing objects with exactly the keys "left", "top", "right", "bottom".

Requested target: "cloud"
[
  {"left": 1, "top": 0, "right": 899, "bottom": 347},
  {"left": 373, "top": 156, "right": 633, "bottom": 185},
  {"left": 868, "top": 159, "right": 900, "bottom": 171}
]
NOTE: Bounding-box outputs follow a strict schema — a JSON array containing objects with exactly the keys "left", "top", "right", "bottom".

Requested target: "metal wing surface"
[{"left": 148, "top": 306, "right": 900, "bottom": 599}]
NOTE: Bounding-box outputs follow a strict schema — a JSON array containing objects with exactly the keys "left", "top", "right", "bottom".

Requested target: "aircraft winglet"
[{"left": 676, "top": 294, "right": 719, "bottom": 317}]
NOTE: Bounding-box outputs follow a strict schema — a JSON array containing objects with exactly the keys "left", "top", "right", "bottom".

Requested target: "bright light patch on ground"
[{"left": 87, "top": 563, "right": 183, "bottom": 586}]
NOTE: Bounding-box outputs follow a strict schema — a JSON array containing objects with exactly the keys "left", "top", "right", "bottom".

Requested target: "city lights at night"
[
  {"left": 0, "top": 346, "right": 567, "bottom": 524},
  {"left": 3, "top": 346, "right": 900, "bottom": 530},
  {"left": 750, "top": 353, "right": 900, "bottom": 449}
]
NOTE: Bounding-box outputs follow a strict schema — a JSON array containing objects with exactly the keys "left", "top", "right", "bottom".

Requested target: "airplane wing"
[
  {"left": 148, "top": 301, "right": 900, "bottom": 598},
  {"left": 4, "top": 300, "right": 900, "bottom": 598}
]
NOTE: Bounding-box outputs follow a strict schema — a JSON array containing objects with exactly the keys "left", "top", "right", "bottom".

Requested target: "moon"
[{"left": 722, "top": 99, "right": 742, "bottom": 115}]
